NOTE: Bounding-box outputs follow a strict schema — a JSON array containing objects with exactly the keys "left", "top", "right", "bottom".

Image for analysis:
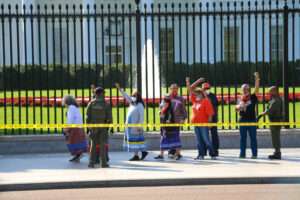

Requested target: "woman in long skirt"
[
  {"left": 155, "top": 95, "right": 182, "bottom": 160},
  {"left": 116, "top": 83, "right": 148, "bottom": 161},
  {"left": 63, "top": 95, "right": 88, "bottom": 162}
]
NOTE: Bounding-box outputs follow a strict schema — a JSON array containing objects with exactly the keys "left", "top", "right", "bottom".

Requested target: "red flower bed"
[{"left": 0, "top": 92, "right": 300, "bottom": 107}]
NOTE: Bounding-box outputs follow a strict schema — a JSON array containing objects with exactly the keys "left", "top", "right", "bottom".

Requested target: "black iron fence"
[{"left": 0, "top": 0, "right": 300, "bottom": 135}]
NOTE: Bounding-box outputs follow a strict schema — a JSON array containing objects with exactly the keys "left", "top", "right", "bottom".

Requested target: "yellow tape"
[{"left": 0, "top": 122, "right": 300, "bottom": 129}]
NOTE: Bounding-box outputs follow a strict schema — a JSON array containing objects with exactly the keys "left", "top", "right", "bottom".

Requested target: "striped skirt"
[
  {"left": 123, "top": 127, "right": 146, "bottom": 152},
  {"left": 65, "top": 128, "right": 88, "bottom": 155},
  {"left": 160, "top": 127, "right": 182, "bottom": 150}
]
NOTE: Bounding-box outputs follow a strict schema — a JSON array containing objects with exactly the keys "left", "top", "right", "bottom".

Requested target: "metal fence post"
[
  {"left": 135, "top": 0, "right": 142, "bottom": 92},
  {"left": 283, "top": 3, "right": 290, "bottom": 127}
]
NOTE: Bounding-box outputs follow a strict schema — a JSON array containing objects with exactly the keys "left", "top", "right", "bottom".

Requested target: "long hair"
[
  {"left": 62, "top": 95, "right": 79, "bottom": 107},
  {"left": 161, "top": 95, "right": 172, "bottom": 114},
  {"left": 134, "top": 91, "right": 145, "bottom": 107}
]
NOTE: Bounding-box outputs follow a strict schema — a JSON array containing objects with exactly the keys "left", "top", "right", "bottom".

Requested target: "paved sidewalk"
[{"left": 1, "top": 149, "right": 300, "bottom": 191}]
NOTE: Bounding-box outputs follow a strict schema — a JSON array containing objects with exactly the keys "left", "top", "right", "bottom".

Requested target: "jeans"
[
  {"left": 210, "top": 126, "right": 219, "bottom": 152},
  {"left": 239, "top": 125, "right": 257, "bottom": 157},
  {"left": 194, "top": 127, "right": 215, "bottom": 157}
]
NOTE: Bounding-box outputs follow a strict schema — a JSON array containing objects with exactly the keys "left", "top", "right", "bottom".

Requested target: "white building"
[{"left": 0, "top": 0, "right": 299, "bottom": 97}]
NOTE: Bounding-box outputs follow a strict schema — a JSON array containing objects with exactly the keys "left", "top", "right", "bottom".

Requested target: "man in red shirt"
[{"left": 186, "top": 77, "right": 217, "bottom": 160}]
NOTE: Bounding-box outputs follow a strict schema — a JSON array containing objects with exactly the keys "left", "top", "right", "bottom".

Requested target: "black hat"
[{"left": 95, "top": 87, "right": 104, "bottom": 95}]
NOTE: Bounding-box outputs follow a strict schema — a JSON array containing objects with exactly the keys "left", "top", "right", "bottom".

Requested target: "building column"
[
  {"left": 83, "top": 0, "right": 96, "bottom": 64},
  {"left": 140, "top": 0, "right": 161, "bottom": 98}
]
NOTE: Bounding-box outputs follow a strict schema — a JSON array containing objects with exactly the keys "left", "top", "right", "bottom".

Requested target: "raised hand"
[
  {"left": 198, "top": 77, "right": 206, "bottom": 83},
  {"left": 254, "top": 72, "right": 260, "bottom": 80},
  {"left": 115, "top": 83, "right": 120, "bottom": 89},
  {"left": 254, "top": 72, "right": 260, "bottom": 94},
  {"left": 185, "top": 77, "right": 190, "bottom": 84}
]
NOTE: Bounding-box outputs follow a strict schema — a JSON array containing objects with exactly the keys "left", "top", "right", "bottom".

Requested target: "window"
[
  {"left": 159, "top": 28, "right": 174, "bottom": 67},
  {"left": 54, "top": 27, "right": 68, "bottom": 65},
  {"left": 224, "top": 26, "right": 240, "bottom": 63},
  {"left": 270, "top": 25, "right": 283, "bottom": 62},
  {"left": 104, "top": 19, "right": 123, "bottom": 36},
  {"left": 105, "top": 45, "right": 122, "bottom": 65}
]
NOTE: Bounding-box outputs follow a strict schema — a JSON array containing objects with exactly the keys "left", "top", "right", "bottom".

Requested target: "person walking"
[
  {"left": 116, "top": 83, "right": 148, "bottom": 161},
  {"left": 186, "top": 77, "right": 217, "bottom": 160},
  {"left": 86, "top": 87, "right": 112, "bottom": 168},
  {"left": 62, "top": 95, "right": 88, "bottom": 162},
  {"left": 236, "top": 72, "right": 260, "bottom": 159},
  {"left": 259, "top": 86, "right": 283, "bottom": 160}
]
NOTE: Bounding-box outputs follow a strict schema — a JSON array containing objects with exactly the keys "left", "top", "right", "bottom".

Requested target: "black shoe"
[
  {"left": 239, "top": 155, "right": 246, "bottom": 159},
  {"left": 69, "top": 154, "right": 82, "bottom": 162},
  {"left": 88, "top": 163, "right": 95, "bottom": 168},
  {"left": 101, "top": 164, "right": 110, "bottom": 168},
  {"left": 215, "top": 150, "right": 219, "bottom": 157},
  {"left": 194, "top": 155, "right": 204, "bottom": 160},
  {"left": 154, "top": 155, "right": 164, "bottom": 160},
  {"left": 210, "top": 152, "right": 218, "bottom": 158},
  {"left": 269, "top": 152, "right": 281, "bottom": 160},
  {"left": 251, "top": 156, "right": 257, "bottom": 159},
  {"left": 129, "top": 155, "right": 140, "bottom": 161},
  {"left": 175, "top": 154, "right": 182, "bottom": 160},
  {"left": 211, "top": 156, "right": 217, "bottom": 160},
  {"left": 141, "top": 151, "right": 149, "bottom": 160}
]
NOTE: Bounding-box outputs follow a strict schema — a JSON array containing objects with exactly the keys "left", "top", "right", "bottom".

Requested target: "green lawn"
[
  {"left": 0, "top": 102, "right": 299, "bottom": 135},
  {"left": 1, "top": 87, "right": 300, "bottom": 98}
]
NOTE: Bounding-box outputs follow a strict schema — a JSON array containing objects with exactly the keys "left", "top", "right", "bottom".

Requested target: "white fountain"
[{"left": 140, "top": 0, "right": 161, "bottom": 99}]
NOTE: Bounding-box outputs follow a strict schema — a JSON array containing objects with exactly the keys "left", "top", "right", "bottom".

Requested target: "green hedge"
[
  {"left": 0, "top": 61, "right": 299, "bottom": 90},
  {"left": 161, "top": 61, "right": 300, "bottom": 87},
  {"left": 0, "top": 64, "right": 134, "bottom": 90}
]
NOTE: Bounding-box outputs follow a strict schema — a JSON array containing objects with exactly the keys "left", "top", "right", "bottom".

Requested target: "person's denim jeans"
[
  {"left": 194, "top": 127, "right": 215, "bottom": 157},
  {"left": 210, "top": 126, "right": 219, "bottom": 151},
  {"left": 239, "top": 125, "right": 258, "bottom": 157}
]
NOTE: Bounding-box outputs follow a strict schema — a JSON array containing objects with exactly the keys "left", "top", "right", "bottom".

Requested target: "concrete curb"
[
  {"left": 1, "top": 129, "right": 300, "bottom": 154},
  {"left": 1, "top": 177, "right": 300, "bottom": 191}
]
